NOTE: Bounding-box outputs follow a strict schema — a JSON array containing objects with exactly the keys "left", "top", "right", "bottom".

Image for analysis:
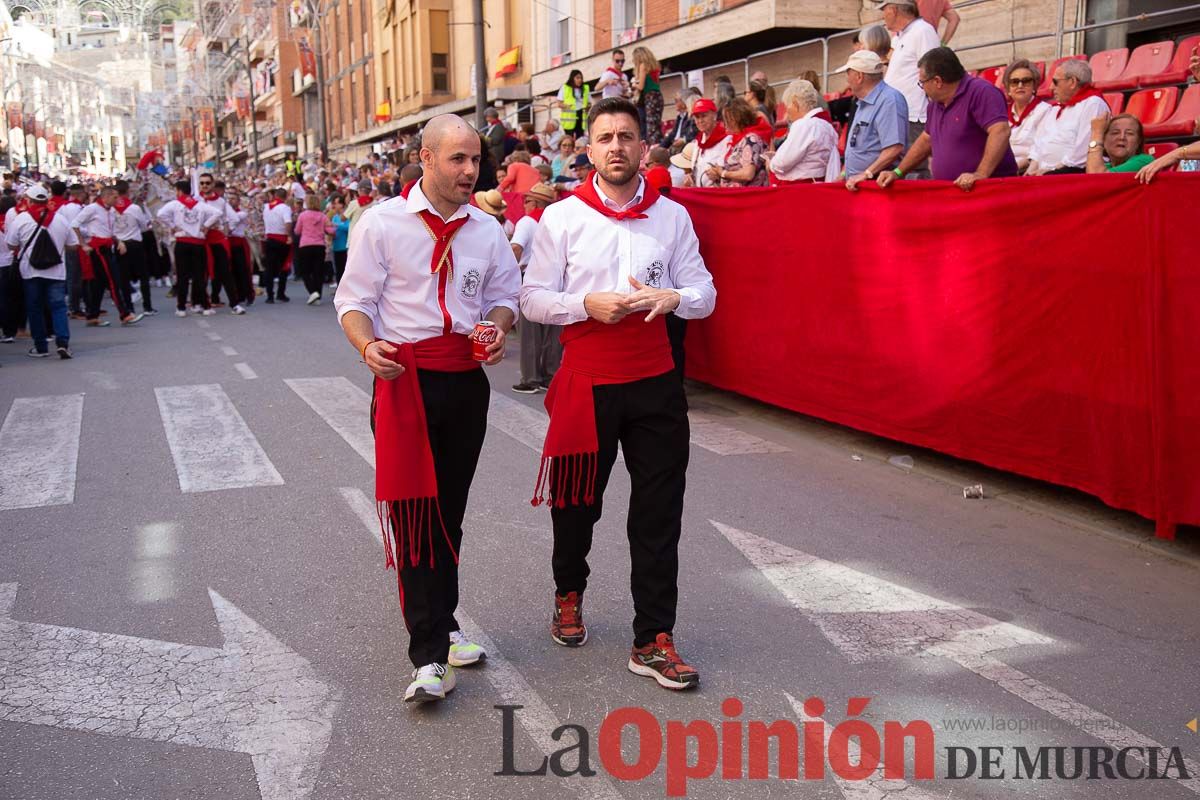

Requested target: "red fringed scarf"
[
  {"left": 356, "top": 194, "right": 372, "bottom": 207},
  {"left": 1055, "top": 84, "right": 1104, "bottom": 119},
  {"left": 113, "top": 197, "right": 132, "bottom": 214},
  {"left": 178, "top": 193, "right": 198, "bottom": 209},
  {"left": 696, "top": 123, "right": 728, "bottom": 151},
  {"left": 1009, "top": 96, "right": 1043, "bottom": 127},
  {"left": 531, "top": 178, "right": 673, "bottom": 507},
  {"left": 80, "top": 237, "right": 119, "bottom": 300}
]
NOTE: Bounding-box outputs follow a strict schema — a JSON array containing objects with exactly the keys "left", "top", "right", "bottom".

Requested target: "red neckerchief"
[
  {"left": 1055, "top": 84, "right": 1104, "bottom": 119},
  {"left": 571, "top": 175, "right": 661, "bottom": 221},
  {"left": 1009, "top": 96, "right": 1043, "bottom": 127},
  {"left": 47, "top": 196, "right": 66, "bottom": 212},
  {"left": 267, "top": 198, "right": 283, "bottom": 209},
  {"left": 356, "top": 194, "right": 372, "bottom": 207},
  {"left": 66, "top": 198, "right": 82, "bottom": 205},
  {"left": 526, "top": 207, "right": 545, "bottom": 223},
  {"left": 113, "top": 197, "right": 132, "bottom": 214},
  {"left": 728, "top": 118, "right": 774, "bottom": 150},
  {"left": 814, "top": 109, "right": 833, "bottom": 124},
  {"left": 15, "top": 198, "right": 28, "bottom": 214},
  {"left": 696, "top": 123, "right": 728, "bottom": 151},
  {"left": 400, "top": 179, "right": 470, "bottom": 287},
  {"left": 177, "top": 193, "right": 198, "bottom": 209}
]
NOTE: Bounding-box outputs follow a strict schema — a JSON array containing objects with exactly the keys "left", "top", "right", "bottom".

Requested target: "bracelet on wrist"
[
  {"left": 360, "top": 339, "right": 376, "bottom": 360},
  {"left": 894, "top": 168, "right": 905, "bottom": 178}
]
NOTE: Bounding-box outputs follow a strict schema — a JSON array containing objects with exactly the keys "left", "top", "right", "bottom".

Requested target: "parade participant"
[
  {"left": 226, "top": 187, "right": 254, "bottom": 306},
  {"left": 261, "top": 187, "right": 293, "bottom": 303},
  {"left": 334, "top": 114, "right": 520, "bottom": 704},
  {"left": 56, "top": 183, "right": 88, "bottom": 319},
  {"left": 509, "top": 182, "right": 561, "bottom": 394},
  {"left": 5, "top": 184, "right": 76, "bottom": 358},
  {"left": 158, "top": 179, "right": 222, "bottom": 316},
  {"left": 112, "top": 180, "right": 156, "bottom": 316},
  {"left": 73, "top": 186, "right": 143, "bottom": 327},
  {"left": 198, "top": 177, "right": 246, "bottom": 314},
  {"left": 521, "top": 97, "right": 716, "bottom": 690}
]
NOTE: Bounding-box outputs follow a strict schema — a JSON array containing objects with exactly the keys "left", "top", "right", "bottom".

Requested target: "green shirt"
[{"left": 1107, "top": 153, "right": 1153, "bottom": 173}]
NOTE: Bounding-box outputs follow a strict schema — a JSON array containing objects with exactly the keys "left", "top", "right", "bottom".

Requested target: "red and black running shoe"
[
  {"left": 551, "top": 592, "right": 588, "bottom": 647},
  {"left": 628, "top": 633, "right": 699, "bottom": 690}
]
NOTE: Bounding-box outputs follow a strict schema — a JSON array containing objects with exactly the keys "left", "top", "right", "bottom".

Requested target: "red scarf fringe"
[{"left": 696, "top": 123, "right": 728, "bottom": 151}]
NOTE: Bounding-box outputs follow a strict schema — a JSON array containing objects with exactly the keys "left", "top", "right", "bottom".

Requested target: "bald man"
[{"left": 335, "top": 114, "right": 521, "bottom": 704}]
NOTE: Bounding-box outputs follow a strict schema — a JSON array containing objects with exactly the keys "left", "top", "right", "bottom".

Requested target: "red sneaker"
[
  {"left": 628, "top": 633, "right": 699, "bottom": 690},
  {"left": 551, "top": 592, "right": 588, "bottom": 647}
]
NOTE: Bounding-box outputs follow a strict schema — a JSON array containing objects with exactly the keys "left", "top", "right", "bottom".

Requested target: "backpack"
[{"left": 17, "top": 219, "right": 62, "bottom": 271}]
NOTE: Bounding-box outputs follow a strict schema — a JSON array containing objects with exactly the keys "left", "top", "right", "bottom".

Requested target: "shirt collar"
[
  {"left": 593, "top": 173, "right": 645, "bottom": 211},
  {"left": 803, "top": 107, "right": 823, "bottom": 119},
  {"left": 860, "top": 80, "right": 887, "bottom": 105},
  {"left": 404, "top": 178, "right": 468, "bottom": 223},
  {"left": 895, "top": 17, "right": 918, "bottom": 38},
  {"left": 939, "top": 76, "right": 971, "bottom": 108}
]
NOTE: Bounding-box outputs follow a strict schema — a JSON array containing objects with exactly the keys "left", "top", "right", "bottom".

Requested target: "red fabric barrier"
[{"left": 672, "top": 174, "right": 1200, "bottom": 535}]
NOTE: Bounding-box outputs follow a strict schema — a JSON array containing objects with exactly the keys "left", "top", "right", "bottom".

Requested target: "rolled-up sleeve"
[
  {"left": 481, "top": 225, "right": 521, "bottom": 318},
  {"left": 668, "top": 209, "right": 716, "bottom": 320},
  {"left": 520, "top": 212, "right": 589, "bottom": 326},
  {"left": 334, "top": 213, "right": 386, "bottom": 324}
]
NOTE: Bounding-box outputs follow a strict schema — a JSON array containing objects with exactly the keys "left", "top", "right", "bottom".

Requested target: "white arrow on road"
[
  {"left": 713, "top": 520, "right": 1200, "bottom": 793},
  {"left": 0, "top": 583, "right": 341, "bottom": 800}
]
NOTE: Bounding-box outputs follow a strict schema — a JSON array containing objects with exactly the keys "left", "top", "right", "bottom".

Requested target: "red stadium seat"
[
  {"left": 1038, "top": 54, "right": 1087, "bottom": 97},
  {"left": 1144, "top": 83, "right": 1200, "bottom": 138},
  {"left": 979, "top": 65, "right": 1005, "bottom": 88},
  {"left": 1089, "top": 48, "right": 1130, "bottom": 86},
  {"left": 1145, "top": 142, "right": 1178, "bottom": 160},
  {"left": 1142, "top": 34, "right": 1200, "bottom": 86},
  {"left": 1094, "top": 41, "right": 1174, "bottom": 90},
  {"left": 1123, "top": 87, "right": 1178, "bottom": 126},
  {"left": 1102, "top": 92, "right": 1124, "bottom": 115}
]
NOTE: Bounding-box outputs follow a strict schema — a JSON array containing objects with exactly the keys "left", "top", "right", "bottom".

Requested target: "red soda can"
[{"left": 472, "top": 320, "right": 498, "bottom": 361}]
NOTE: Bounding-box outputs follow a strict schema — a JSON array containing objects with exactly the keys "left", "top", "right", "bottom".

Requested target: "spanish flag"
[
  {"left": 374, "top": 101, "right": 391, "bottom": 123},
  {"left": 494, "top": 46, "right": 520, "bottom": 78}
]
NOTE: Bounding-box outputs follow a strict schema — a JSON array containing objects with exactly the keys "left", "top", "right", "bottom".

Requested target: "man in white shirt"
[
  {"left": 5, "top": 184, "right": 77, "bottom": 358},
  {"left": 226, "top": 187, "right": 254, "bottom": 306},
  {"left": 880, "top": 0, "right": 940, "bottom": 178},
  {"left": 112, "top": 180, "right": 156, "bottom": 316},
  {"left": 509, "top": 182, "right": 561, "bottom": 394},
  {"left": 335, "top": 114, "right": 520, "bottom": 705},
  {"left": 198, "top": 178, "right": 246, "bottom": 314},
  {"left": 49, "top": 181, "right": 86, "bottom": 318},
  {"left": 521, "top": 97, "right": 716, "bottom": 691},
  {"left": 595, "top": 50, "right": 631, "bottom": 99},
  {"left": 74, "top": 186, "right": 143, "bottom": 326},
  {"left": 260, "top": 188, "right": 294, "bottom": 303},
  {"left": 1026, "top": 59, "right": 1111, "bottom": 175},
  {"left": 158, "top": 179, "right": 223, "bottom": 316}
]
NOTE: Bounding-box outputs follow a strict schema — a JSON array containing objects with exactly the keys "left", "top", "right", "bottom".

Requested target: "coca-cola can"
[{"left": 472, "top": 320, "right": 498, "bottom": 361}]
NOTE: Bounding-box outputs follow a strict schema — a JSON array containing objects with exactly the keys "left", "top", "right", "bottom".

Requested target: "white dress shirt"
[
  {"left": 262, "top": 202, "right": 293, "bottom": 236},
  {"left": 198, "top": 195, "right": 236, "bottom": 235},
  {"left": 885, "top": 17, "right": 941, "bottom": 123},
  {"left": 113, "top": 203, "right": 150, "bottom": 242},
  {"left": 74, "top": 202, "right": 117, "bottom": 240},
  {"left": 1028, "top": 96, "right": 1111, "bottom": 171},
  {"left": 56, "top": 200, "right": 84, "bottom": 229},
  {"left": 510, "top": 214, "right": 538, "bottom": 269},
  {"left": 157, "top": 200, "right": 222, "bottom": 241},
  {"left": 770, "top": 109, "right": 842, "bottom": 182},
  {"left": 334, "top": 180, "right": 521, "bottom": 344},
  {"left": 228, "top": 207, "right": 249, "bottom": 238},
  {"left": 5, "top": 209, "right": 78, "bottom": 280},
  {"left": 521, "top": 175, "right": 716, "bottom": 327},
  {"left": 692, "top": 135, "right": 731, "bottom": 187}
]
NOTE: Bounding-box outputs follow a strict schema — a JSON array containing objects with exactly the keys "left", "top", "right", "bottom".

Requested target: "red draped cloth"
[{"left": 671, "top": 174, "right": 1200, "bottom": 537}]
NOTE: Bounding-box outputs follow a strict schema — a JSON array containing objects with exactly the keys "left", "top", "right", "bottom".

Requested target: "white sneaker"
[
  {"left": 448, "top": 631, "right": 487, "bottom": 667},
  {"left": 201, "top": 308, "right": 216, "bottom": 316},
  {"left": 231, "top": 304, "right": 246, "bottom": 315},
  {"left": 175, "top": 309, "right": 187, "bottom": 318},
  {"left": 404, "top": 663, "right": 456, "bottom": 703},
  {"left": 190, "top": 305, "right": 203, "bottom": 313},
  {"left": 306, "top": 291, "right": 320, "bottom": 305},
  {"left": 131, "top": 291, "right": 142, "bottom": 303}
]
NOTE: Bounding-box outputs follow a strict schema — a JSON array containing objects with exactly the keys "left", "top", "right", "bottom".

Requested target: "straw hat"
[
  {"left": 473, "top": 189, "right": 507, "bottom": 216},
  {"left": 525, "top": 183, "right": 557, "bottom": 204},
  {"left": 670, "top": 141, "right": 698, "bottom": 171}
]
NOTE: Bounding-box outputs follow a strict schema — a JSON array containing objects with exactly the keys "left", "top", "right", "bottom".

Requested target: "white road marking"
[
  {"left": 716, "top": 521, "right": 1200, "bottom": 791},
  {"left": 234, "top": 362, "right": 258, "bottom": 380},
  {"left": 286, "top": 378, "right": 375, "bottom": 466},
  {"left": 206, "top": 332, "right": 222, "bottom": 341},
  {"left": 155, "top": 384, "right": 284, "bottom": 493},
  {"left": 221, "top": 345, "right": 239, "bottom": 357},
  {"left": 687, "top": 411, "right": 789, "bottom": 455},
  {"left": 489, "top": 393, "right": 623, "bottom": 463},
  {"left": 783, "top": 691, "right": 942, "bottom": 800},
  {"left": 0, "top": 394, "right": 85, "bottom": 511},
  {"left": 340, "top": 487, "right": 625, "bottom": 800},
  {"left": 0, "top": 582, "right": 340, "bottom": 800},
  {"left": 196, "top": 320, "right": 211, "bottom": 328},
  {"left": 131, "top": 522, "right": 178, "bottom": 604}
]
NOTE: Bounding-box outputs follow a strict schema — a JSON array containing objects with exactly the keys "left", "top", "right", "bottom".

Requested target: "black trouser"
[
  {"left": 118, "top": 238, "right": 153, "bottom": 312},
  {"left": 173, "top": 242, "right": 208, "bottom": 310},
  {"left": 263, "top": 239, "right": 291, "bottom": 300},
  {"left": 230, "top": 241, "right": 253, "bottom": 305},
  {"left": 142, "top": 229, "right": 168, "bottom": 279},
  {"left": 371, "top": 368, "right": 490, "bottom": 668},
  {"left": 208, "top": 242, "right": 240, "bottom": 307},
  {"left": 550, "top": 371, "right": 690, "bottom": 647},
  {"left": 665, "top": 313, "right": 688, "bottom": 382},
  {"left": 85, "top": 245, "right": 131, "bottom": 320},
  {"left": 297, "top": 245, "right": 325, "bottom": 296},
  {"left": 0, "top": 264, "right": 24, "bottom": 336},
  {"left": 65, "top": 249, "right": 84, "bottom": 314},
  {"left": 333, "top": 249, "right": 348, "bottom": 284}
]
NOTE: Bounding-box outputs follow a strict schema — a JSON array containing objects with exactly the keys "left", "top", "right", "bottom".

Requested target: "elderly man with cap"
[
  {"left": 690, "top": 98, "right": 730, "bottom": 187},
  {"left": 510, "top": 182, "right": 561, "bottom": 394},
  {"left": 335, "top": 114, "right": 521, "bottom": 705},
  {"left": 4, "top": 184, "right": 78, "bottom": 358},
  {"left": 879, "top": 0, "right": 940, "bottom": 179},
  {"left": 837, "top": 51, "right": 909, "bottom": 191}
]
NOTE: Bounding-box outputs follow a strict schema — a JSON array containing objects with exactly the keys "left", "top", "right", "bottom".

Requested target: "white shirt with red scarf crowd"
[{"left": 334, "top": 179, "right": 521, "bottom": 344}]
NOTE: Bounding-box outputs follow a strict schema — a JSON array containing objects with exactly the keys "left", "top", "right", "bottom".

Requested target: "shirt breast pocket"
[
  {"left": 633, "top": 237, "right": 672, "bottom": 290},
  {"left": 454, "top": 256, "right": 488, "bottom": 306}
]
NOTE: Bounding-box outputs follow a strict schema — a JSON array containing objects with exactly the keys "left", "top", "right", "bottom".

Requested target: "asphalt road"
[{"left": 1, "top": 281, "right": 1197, "bottom": 800}]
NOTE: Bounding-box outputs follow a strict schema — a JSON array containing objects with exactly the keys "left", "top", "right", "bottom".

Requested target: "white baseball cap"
[
  {"left": 24, "top": 184, "right": 48, "bottom": 202},
  {"left": 833, "top": 50, "right": 886, "bottom": 75}
]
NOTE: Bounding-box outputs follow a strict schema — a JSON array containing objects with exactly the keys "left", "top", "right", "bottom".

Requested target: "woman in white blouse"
[
  {"left": 765, "top": 78, "right": 841, "bottom": 184},
  {"left": 1003, "top": 59, "right": 1054, "bottom": 174}
]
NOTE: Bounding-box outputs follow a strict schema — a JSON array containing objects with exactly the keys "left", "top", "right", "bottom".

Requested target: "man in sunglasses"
[{"left": 596, "top": 49, "right": 631, "bottom": 100}]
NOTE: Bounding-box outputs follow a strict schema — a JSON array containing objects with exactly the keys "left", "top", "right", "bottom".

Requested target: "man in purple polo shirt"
[{"left": 877, "top": 47, "right": 1017, "bottom": 192}]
